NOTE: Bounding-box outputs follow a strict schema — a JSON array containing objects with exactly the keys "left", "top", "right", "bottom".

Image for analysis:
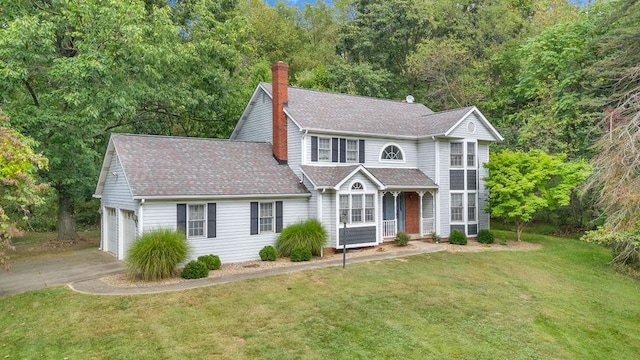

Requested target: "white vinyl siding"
[
  {"left": 438, "top": 141, "right": 451, "bottom": 237},
  {"left": 447, "top": 113, "right": 499, "bottom": 142},
  {"left": 232, "top": 91, "right": 272, "bottom": 142},
  {"left": 287, "top": 117, "right": 302, "bottom": 176},
  {"left": 101, "top": 152, "right": 137, "bottom": 210},
  {"left": 417, "top": 140, "right": 436, "bottom": 180},
  {"left": 365, "top": 138, "right": 418, "bottom": 167},
  {"left": 142, "top": 198, "right": 308, "bottom": 264}
]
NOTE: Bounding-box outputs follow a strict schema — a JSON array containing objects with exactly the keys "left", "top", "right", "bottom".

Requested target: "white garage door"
[
  {"left": 121, "top": 210, "right": 137, "bottom": 259},
  {"left": 105, "top": 207, "right": 117, "bottom": 256}
]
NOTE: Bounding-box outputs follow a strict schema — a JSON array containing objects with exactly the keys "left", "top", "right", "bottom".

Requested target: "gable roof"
[
  {"left": 95, "top": 134, "right": 309, "bottom": 199},
  {"left": 300, "top": 165, "right": 437, "bottom": 191},
  {"left": 254, "top": 83, "right": 502, "bottom": 141}
]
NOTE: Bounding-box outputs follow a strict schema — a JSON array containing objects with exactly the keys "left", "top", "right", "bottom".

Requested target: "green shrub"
[
  {"left": 500, "top": 238, "right": 508, "bottom": 246},
  {"left": 181, "top": 260, "right": 209, "bottom": 279},
  {"left": 477, "top": 229, "right": 495, "bottom": 244},
  {"left": 259, "top": 245, "right": 277, "bottom": 261},
  {"left": 290, "top": 247, "right": 312, "bottom": 262},
  {"left": 394, "top": 231, "right": 410, "bottom": 246},
  {"left": 198, "top": 254, "right": 221, "bottom": 270},
  {"left": 429, "top": 231, "right": 441, "bottom": 243},
  {"left": 276, "top": 219, "right": 327, "bottom": 257},
  {"left": 449, "top": 229, "right": 467, "bottom": 245},
  {"left": 125, "top": 228, "right": 189, "bottom": 281}
]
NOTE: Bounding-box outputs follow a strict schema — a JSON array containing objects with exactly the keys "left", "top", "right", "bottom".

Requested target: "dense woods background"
[{"left": 1, "top": 0, "right": 638, "bottom": 239}]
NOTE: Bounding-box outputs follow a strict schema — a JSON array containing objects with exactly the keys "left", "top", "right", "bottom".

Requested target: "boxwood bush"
[
  {"left": 198, "top": 254, "right": 221, "bottom": 270},
  {"left": 290, "top": 247, "right": 312, "bottom": 262},
  {"left": 477, "top": 229, "right": 495, "bottom": 244},
  {"left": 449, "top": 229, "right": 467, "bottom": 245},
  {"left": 276, "top": 219, "right": 327, "bottom": 257},
  {"left": 125, "top": 228, "right": 189, "bottom": 281},
  {"left": 181, "top": 260, "right": 209, "bottom": 279},
  {"left": 394, "top": 231, "right": 410, "bottom": 246},
  {"left": 259, "top": 245, "right": 277, "bottom": 261}
]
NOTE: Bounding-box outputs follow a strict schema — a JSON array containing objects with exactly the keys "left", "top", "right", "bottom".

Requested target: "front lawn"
[{"left": 1, "top": 232, "right": 638, "bottom": 359}]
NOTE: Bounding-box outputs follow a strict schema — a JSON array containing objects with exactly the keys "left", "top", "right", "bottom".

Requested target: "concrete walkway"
[
  {"left": 0, "top": 248, "right": 124, "bottom": 297},
  {"left": 1, "top": 242, "right": 447, "bottom": 297},
  {"left": 70, "top": 243, "right": 447, "bottom": 296}
]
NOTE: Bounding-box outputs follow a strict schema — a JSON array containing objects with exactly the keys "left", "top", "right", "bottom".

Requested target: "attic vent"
[{"left": 405, "top": 95, "right": 415, "bottom": 103}]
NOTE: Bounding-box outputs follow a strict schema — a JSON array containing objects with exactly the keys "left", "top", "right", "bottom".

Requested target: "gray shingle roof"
[
  {"left": 300, "top": 165, "right": 437, "bottom": 190},
  {"left": 367, "top": 168, "right": 437, "bottom": 189},
  {"left": 111, "top": 134, "right": 309, "bottom": 198},
  {"left": 261, "top": 83, "right": 473, "bottom": 137}
]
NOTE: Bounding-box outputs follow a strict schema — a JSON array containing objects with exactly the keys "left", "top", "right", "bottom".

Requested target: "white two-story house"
[{"left": 94, "top": 62, "right": 503, "bottom": 263}]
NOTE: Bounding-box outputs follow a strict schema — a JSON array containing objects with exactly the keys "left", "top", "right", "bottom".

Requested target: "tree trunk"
[
  {"left": 57, "top": 195, "right": 78, "bottom": 240},
  {"left": 516, "top": 220, "right": 523, "bottom": 242}
]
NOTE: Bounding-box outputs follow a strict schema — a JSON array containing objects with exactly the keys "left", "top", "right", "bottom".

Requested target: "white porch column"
[
  {"left": 392, "top": 191, "right": 400, "bottom": 234},
  {"left": 418, "top": 191, "right": 425, "bottom": 236}
]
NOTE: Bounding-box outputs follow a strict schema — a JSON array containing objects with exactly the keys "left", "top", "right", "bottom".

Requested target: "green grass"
[{"left": 2, "top": 232, "right": 639, "bottom": 359}]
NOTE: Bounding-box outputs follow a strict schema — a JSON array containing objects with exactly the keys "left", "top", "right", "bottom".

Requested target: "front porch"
[{"left": 382, "top": 191, "right": 436, "bottom": 239}]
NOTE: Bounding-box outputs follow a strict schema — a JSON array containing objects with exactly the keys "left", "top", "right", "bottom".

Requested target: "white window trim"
[
  {"left": 450, "top": 192, "right": 465, "bottom": 223},
  {"left": 379, "top": 142, "right": 406, "bottom": 163},
  {"left": 346, "top": 139, "right": 359, "bottom": 163},
  {"left": 187, "top": 204, "right": 206, "bottom": 239},
  {"left": 450, "top": 142, "right": 464, "bottom": 168},
  {"left": 339, "top": 191, "right": 377, "bottom": 225},
  {"left": 318, "top": 137, "right": 331, "bottom": 162},
  {"left": 467, "top": 192, "right": 477, "bottom": 222},
  {"left": 259, "top": 202, "right": 275, "bottom": 233}
]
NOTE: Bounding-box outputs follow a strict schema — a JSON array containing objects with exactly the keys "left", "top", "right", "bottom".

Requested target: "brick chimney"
[{"left": 271, "top": 61, "right": 288, "bottom": 164}]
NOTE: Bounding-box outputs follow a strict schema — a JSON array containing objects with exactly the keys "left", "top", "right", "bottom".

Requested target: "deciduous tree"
[
  {"left": 484, "top": 149, "right": 590, "bottom": 241},
  {"left": 0, "top": 110, "right": 48, "bottom": 270}
]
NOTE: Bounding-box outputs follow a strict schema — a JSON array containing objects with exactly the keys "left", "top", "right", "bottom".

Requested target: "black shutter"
[
  {"left": 332, "top": 138, "right": 339, "bottom": 162},
  {"left": 339, "top": 138, "right": 346, "bottom": 163},
  {"left": 207, "top": 203, "right": 216, "bottom": 238},
  {"left": 275, "top": 201, "right": 283, "bottom": 233},
  {"left": 250, "top": 202, "right": 258, "bottom": 235},
  {"left": 359, "top": 139, "right": 365, "bottom": 163},
  {"left": 311, "top": 136, "right": 318, "bottom": 162},
  {"left": 177, "top": 204, "right": 186, "bottom": 235}
]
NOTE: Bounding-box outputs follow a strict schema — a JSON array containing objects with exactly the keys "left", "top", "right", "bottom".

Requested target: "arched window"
[
  {"left": 351, "top": 182, "right": 364, "bottom": 190},
  {"left": 381, "top": 145, "right": 403, "bottom": 160}
]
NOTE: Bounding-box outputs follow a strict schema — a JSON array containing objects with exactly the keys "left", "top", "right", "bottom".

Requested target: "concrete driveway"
[{"left": 0, "top": 248, "right": 123, "bottom": 297}]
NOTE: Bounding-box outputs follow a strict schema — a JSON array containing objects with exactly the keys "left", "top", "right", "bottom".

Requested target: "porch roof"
[{"left": 300, "top": 165, "right": 438, "bottom": 190}]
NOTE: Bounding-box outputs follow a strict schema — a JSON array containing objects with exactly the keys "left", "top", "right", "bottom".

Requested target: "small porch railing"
[
  {"left": 383, "top": 220, "right": 396, "bottom": 238},
  {"left": 422, "top": 217, "right": 435, "bottom": 236}
]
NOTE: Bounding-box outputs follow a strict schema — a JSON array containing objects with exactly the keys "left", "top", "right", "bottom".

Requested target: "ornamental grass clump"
[
  {"left": 276, "top": 219, "right": 327, "bottom": 257},
  {"left": 394, "top": 231, "right": 410, "bottom": 246},
  {"left": 125, "top": 228, "right": 189, "bottom": 281},
  {"left": 449, "top": 229, "right": 467, "bottom": 245}
]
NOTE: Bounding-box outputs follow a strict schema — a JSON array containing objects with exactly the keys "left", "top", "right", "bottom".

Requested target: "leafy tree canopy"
[
  {"left": 484, "top": 149, "right": 590, "bottom": 241},
  {"left": 0, "top": 109, "right": 48, "bottom": 269}
]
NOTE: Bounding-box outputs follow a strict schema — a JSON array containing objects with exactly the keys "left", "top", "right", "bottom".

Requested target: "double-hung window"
[
  {"left": 259, "top": 202, "right": 274, "bottom": 232},
  {"left": 188, "top": 204, "right": 205, "bottom": 237},
  {"left": 365, "top": 194, "right": 375, "bottom": 222},
  {"left": 467, "top": 142, "right": 475, "bottom": 167},
  {"left": 346, "top": 139, "right": 358, "bottom": 162},
  {"left": 467, "top": 193, "right": 476, "bottom": 222},
  {"left": 450, "top": 142, "right": 463, "bottom": 167},
  {"left": 351, "top": 195, "right": 363, "bottom": 223},
  {"left": 318, "top": 137, "right": 331, "bottom": 161},
  {"left": 450, "top": 194, "right": 464, "bottom": 222}
]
